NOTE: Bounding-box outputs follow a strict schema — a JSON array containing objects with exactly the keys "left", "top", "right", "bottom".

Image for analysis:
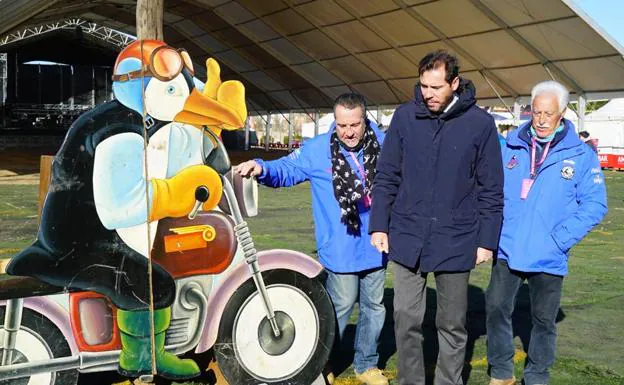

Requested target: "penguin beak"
[{"left": 174, "top": 86, "right": 246, "bottom": 136}]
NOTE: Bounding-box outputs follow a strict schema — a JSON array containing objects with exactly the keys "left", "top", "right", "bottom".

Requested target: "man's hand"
[
  {"left": 235, "top": 160, "right": 262, "bottom": 178},
  {"left": 371, "top": 232, "right": 389, "bottom": 253},
  {"left": 475, "top": 247, "right": 494, "bottom": 265}
]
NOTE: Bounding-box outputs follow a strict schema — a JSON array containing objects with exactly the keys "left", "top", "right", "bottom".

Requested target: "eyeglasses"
[{"left": 112, "top": 45, "right": 194, "bottom": 83}]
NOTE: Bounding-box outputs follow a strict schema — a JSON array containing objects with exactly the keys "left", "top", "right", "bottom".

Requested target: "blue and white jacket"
[
  {"left": 256, "top": 121, "right": 385, "bottom": 273},
  {"left": 498, "top": 120, "right": 607, "bottom": 275}
]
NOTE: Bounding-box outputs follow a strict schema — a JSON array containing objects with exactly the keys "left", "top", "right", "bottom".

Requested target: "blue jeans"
[
  {"left": 486, "top": 259, "right": 563, "bottom": 385},
  {"left": 324, "top": 267, "right": 386, "bottom": 374}
]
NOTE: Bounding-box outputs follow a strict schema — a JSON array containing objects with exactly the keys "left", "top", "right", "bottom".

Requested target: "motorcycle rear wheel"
[
  {"left": 0, "top": 306, "right": 79, "bottom": 385},
  {"left": 215, "top": 269, "right": 335, "bottom": 385}
]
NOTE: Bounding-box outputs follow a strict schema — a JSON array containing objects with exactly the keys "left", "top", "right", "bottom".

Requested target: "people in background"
[{"left": 579, "top": 130, "right": 598, "bottom": 153}]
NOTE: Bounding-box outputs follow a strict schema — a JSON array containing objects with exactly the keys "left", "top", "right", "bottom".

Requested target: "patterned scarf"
[{"left": 330, "top": 124, "right": 380, "bottom": 235}]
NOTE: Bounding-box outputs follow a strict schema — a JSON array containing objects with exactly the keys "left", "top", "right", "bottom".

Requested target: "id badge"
[
  {"left": 362, "top": 194, "right": 372, "bottom": 208},
  {"left": 520, "top": 178, "right": 534, "bottom": 200}
]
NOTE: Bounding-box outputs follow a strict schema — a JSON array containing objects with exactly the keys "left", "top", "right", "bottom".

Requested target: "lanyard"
[
  {"left": 530, "top": 137, "right": 551, "bottom": 178},
  {"left": 348, "top": 152, "right": 366, "bottom": 188}
]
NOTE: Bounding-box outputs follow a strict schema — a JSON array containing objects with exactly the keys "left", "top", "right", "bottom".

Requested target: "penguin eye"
[{"left": 165, "top": 84, "right": 181, "bottom": 96}]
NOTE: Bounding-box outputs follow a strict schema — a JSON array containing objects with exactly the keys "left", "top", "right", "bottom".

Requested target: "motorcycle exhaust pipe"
[{"left": 0, "top": 285, "right": 207, "bottom": 381}]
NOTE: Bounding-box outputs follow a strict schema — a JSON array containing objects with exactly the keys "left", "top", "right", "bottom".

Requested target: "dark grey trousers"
[{"left": 392, "top": 260, "right": 470, "bottom": 385}]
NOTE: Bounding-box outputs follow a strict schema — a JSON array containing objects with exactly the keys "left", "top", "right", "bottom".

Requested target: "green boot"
[{"left": 117, "top": 307, "right": 201, "bottom": 380}]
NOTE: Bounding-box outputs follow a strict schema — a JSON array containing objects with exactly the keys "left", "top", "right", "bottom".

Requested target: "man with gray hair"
[{"left": 486, "top": 80, "right": 608, "bottom": 385}]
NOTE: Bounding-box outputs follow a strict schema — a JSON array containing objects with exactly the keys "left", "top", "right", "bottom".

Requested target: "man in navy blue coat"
[{"left": 369, "top": 50, "right": 504, "bottom": 385}]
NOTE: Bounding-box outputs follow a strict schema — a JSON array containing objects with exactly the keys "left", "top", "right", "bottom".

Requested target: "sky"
[{"left": 574, "top": 0, "right": 624, "bottom": 48}]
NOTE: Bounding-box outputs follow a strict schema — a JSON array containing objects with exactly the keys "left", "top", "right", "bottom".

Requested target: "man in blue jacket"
[
  {"left": 370, "top": 50, "right": 503, "bottom": 385},
  {"left": 236, "top": 93, "right": 388, "bottom": 385},
  {"left": 486, "top": 81, "right": 607, "bottom": 385}
]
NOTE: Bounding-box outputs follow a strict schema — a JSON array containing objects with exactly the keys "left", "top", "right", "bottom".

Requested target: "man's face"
[
  {"left": 420, "top": 66, "right": 459, "bottom": 113},
  {"left": 531, "top": 94, "right": 563, "bottom": 139},
  {"left": 335, "top": 105, "right": 365, "bottom": 148}
]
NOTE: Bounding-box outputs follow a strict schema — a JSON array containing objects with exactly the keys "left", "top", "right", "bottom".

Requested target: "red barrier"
[
  {"left": 615, "top": 155, "right": 624, "bottom": 169},
  {"left": 599, "top": 154, "right": 609, "bottom": 168}
]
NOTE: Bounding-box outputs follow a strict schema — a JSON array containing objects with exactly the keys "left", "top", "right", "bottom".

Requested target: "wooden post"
[
  {"left": 136, "top": 0, "right": 164, "bottom": 40},
  {"left": 38, "top": 156, "right": 54, "bottom": 222}
]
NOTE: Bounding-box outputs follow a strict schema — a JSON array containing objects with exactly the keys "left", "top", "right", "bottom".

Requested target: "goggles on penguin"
[{"left": 112, "top": 45, "right": 195, "bottom": 83}]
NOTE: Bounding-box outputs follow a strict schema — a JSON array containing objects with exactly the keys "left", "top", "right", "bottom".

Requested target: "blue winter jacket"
[
  {"left": 498, "top": 120, "right": 608, "bottom": 276},
  {"left": 256, "top": 121, "right": 386, "bottom": 273}
]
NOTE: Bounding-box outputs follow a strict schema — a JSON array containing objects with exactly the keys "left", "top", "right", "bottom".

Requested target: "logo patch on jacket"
[
  {"left": 506, "top": 155, "right": 518, "bottom": 169},
  {"left": 561, "top": 166, "right": 575, "bottom": 180}
]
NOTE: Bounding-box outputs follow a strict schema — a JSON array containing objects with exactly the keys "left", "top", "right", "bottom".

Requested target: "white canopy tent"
[{"left": 585, "top": 99, "right": 624, "bottom": 149}]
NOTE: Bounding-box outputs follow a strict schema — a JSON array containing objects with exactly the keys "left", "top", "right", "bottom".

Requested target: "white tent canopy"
[
  {"left": 586, "top": 99, "right": 624, "bottom": 122},
  {"left": 585, "top": 99, "right": 624, "bottom": 149},
  {"left": 2, "top": 0, "right": 624, "bottom": 113}
]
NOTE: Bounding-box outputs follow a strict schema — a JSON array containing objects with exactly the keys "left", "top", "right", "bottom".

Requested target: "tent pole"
[
  {"left": 265, "top": 112, "right": 271, "bottom": 152},
  {"left": 244, "top": 117, "right": 250, "bottom": 150},
  {"left": 288, "top": 110, "right": 294, "bottom": 152},
  {"left": 578, "top": 94, "right": 586, "bottom": 133},
  {"left": 513, "top": 99, "right": 522, "bottom": 126},
  {"left": 314, "top": 109, "right": 319, "bottom": 137},
  {"left": 480, "top": 70, "right": 515, "bottom": 116}
]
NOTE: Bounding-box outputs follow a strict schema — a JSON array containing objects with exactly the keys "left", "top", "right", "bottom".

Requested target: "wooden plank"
[
  {"left": 0, "top": 274, "right": 64, "bottom": 300},
  {"left": 38, "top": 155, "right": 53, "bottom": 222}
]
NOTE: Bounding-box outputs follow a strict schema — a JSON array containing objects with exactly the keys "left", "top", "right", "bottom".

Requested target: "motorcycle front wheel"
[
  {"left": 0, "top": 306, "right": 78, "bottom": 385},
  {"left": 215, "top": 269, "right": 335, "bottom": 385}
]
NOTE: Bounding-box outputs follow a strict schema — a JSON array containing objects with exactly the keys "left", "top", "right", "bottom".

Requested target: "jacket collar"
[{"left": 506, "top": 119, "right": 582, "bottom": 153}]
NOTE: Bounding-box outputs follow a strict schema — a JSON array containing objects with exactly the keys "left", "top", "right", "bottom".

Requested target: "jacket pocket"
[{"left": 389, "top": 211, "right": 425, "bottom": 260}]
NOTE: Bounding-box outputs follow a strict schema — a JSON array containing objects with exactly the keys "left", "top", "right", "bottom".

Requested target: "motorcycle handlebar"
[
  {"left": 188, "top": 186, "right": 210, "bottom": 220},
  {"left": 195, "top": 185, "right": 210, "bottom": 203}
]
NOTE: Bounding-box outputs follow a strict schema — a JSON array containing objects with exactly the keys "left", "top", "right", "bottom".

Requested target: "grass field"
[{"left": 1, "top": 170, "right": 623, "bottom": 385}]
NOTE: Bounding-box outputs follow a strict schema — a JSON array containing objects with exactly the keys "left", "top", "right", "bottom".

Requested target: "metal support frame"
[
  {"left": 578, "top": 94, "right": 586, "bottom": 133},
  {"left": 288, "top": 111, "right": 294, "bottom": 152},
  {"left": 0, "top": 19, "right": 134, "bottom": 49},
  {"left": 90, "top": 65, "right": 95, "bottom": 107},
  {"left": 513, "top": 100, "right": 522, "bottom": 126},
  {"left": 0, "top": 53, "right": 5, "bottom": 127},
  {"left": 37, "top": 64, "right": 41, "bottom": 104},
  {"left": 69, "top": 65, "right": 74, "bottom": 107},
  {"left": 265, "top": 112, "right": 271, "bottom": 152},
  {"left": 314, "top": 110, "right": 320, "bottom": 137},
  {"left": 59, "top": 65, "right": 63, "bottom": 105},
  {"left": 244, "top": 117, "right": 250, "bottom": 151}
]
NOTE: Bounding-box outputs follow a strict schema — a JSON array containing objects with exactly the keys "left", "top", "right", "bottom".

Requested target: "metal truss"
[{"left": 0, "top": 19, "right": 136, "bottom": 48}]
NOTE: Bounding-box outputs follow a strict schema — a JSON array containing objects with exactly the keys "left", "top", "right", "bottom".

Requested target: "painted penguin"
[{"left": 7, "top": 40, "right": 247, "bottom": 380}]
